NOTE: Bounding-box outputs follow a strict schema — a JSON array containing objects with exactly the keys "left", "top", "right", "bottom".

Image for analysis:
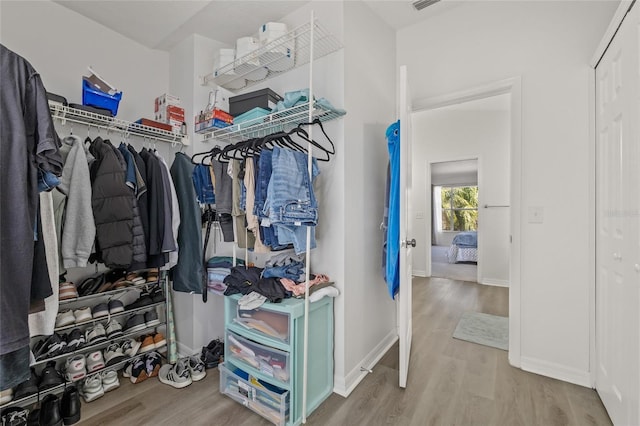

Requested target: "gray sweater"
[{"left": 57, "top": 135, "right": 95, "bottom": 268}]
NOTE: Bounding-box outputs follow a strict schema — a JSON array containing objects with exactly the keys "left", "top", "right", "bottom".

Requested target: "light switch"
[{"left": 528, "top": 206, "right": 544, "bottom": 224}]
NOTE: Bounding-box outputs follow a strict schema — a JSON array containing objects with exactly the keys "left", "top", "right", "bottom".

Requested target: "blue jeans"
[
  {"left": 192, "top": 164, "right": 215, "bottom": 204},
  {"left": 254, "top": 150, "right": 272, "bottom": 219},
  {"left": 262, "top": 261, "right": 305, "bottom": 281}
]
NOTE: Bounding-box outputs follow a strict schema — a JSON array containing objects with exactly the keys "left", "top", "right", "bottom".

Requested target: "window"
[{"left": 439, "top": 186, "right": 478, "bottom": 231}]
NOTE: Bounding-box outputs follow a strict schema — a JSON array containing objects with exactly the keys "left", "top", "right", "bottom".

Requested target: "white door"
[
  {"left": 398, "top": 65, "right": 414, "bottom": 388},
  {"left": 595, "top": 3, "right": 639, "bottom": 425}
]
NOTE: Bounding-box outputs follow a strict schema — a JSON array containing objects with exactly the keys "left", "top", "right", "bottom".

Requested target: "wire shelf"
[
  {"left": 49, "top": 104, "right": 187, "bottom": 145},
  {"left": 202, "top": 20, "right": 342, "bottom": 92},
  {"left": 199, "top": 101, "right": 345, "bottom": 144}
]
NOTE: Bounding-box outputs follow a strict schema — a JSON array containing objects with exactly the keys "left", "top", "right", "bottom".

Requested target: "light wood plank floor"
[{"left": 79, "top": 277, "right": 611, "bottom": 425}]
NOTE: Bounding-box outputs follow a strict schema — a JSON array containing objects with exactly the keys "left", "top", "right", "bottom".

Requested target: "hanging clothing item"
[
  {"left": 170, "top": 152, "right": 203, "bottom": 293},
  {"left": 29, "top": 192, "right": 59, "bottom": 337},
  {"left": 212, "top": 160, "right": 234, "bottom": 242},
  {"left": 192, "top": 164, "right": 215, "bottom": 204},
  {"left": 381, "top": 161, "right": 390, "bottom": 281},
  {"left": 385, "top": 121, "right": 400, "bottom": 299},
  {"left": 140, "top": 148, "right": 167, "bottom": 268},
  {"left": 118, "top": 143, "right": 147, "bottom": 270},
  {"left": 0, "top": 44, "right": 63, "bottom": 388},
  {"left": 244, "top": 157, "right": 270, "bottom": 253},
  {"left": 89, "top": 137, "right": 134, "bottom": 269},
  {"left": 154, "top": 152, "right": 177, "bottom": 254},
  {"left": 230, "top": 160, "right": 255, "bottom": 249},
  {"left": 55, "top": 135, "right": 95, "bottom": 269},
  {"left": 156, "top": 152, "right": 180, "bottom": 270},
  {"left": 128, "top": 145, "right": 150, "bottom": 255}
]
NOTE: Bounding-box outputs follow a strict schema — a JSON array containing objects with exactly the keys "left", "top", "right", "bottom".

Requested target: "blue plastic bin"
[{"left": 82, "top": 79, "right": 122, "bottom": 116}]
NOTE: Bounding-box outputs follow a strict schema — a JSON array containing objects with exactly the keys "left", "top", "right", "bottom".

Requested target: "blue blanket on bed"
[{"left": 452, "top": 231, "right": 477, "bottom": 248}]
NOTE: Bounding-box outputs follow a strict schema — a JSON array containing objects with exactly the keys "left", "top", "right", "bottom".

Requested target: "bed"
[{"left": 447, "top": 231, "right": 478, "bottom": 264}]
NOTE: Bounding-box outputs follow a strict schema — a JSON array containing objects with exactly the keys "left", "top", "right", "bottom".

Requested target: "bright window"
[{"left": 439, "top": 186, "right": 478, "bottom": 231}]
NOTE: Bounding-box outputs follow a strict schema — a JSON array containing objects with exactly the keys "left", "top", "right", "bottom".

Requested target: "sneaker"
[
  {"left": 1, "top": 407, "right": 29, "bottom": 426},
  {"left": 0, "top": 388, "right": 13, "bottom": 405},
  {"left": 64, "top": 355, "right": 87, "bottom": 382},
  {"left": 105, "top": 320, "right": 123, "bottom": 339},
  {"left": 125, "top": 294, "right": 153, "bottom": 311},
  {"left": 55, "top": 310, "right": 76, "bottom": 328},
  {"left": 158, "top": 359, "right": 192, "bottom": 389},
  {"left": 36, "top": 334, "right": 67, "bottom": 361},
  {"left": 108, "top": 299, "right": 124, "bottom": 314},
  {"left": 13, "top": 368, "right": 38, "bottom": 399},
  {"left": 144, "top": 310, "right": 160, "bottom": 327},
  {"left": 124, "top": 314, "right": 146, "bottom": 333},
  {"left": 145, "top": 352, "right": 162, "bottom": 378},
  {"left": 139, "top": 335, "right": 156, "bottom": 353},
  {"left": 85, "top": 323, "right": 107, "bottom": 344},
  {"left": 38, "top": 361, "right": 64, "bottom": 391},
  {"left": 80, "top": 375, "right": 104, "bottom": 403},
  {"left": 101, "top": 370, "right": 120, "bottom": 393},
  {"left": 91, "top": 303, "right": 109, "bottom": 319},
  {"left": 85, "top": 350, "right": 105, "bottom": 373},
  {"left": 123, "top": 357, "right": 148, "bottom": 384},
  {"left": 58, "top": 282, "right": 79, "bottom": 300},
  {"left": 150, "top": 285, "right": 165, "bottom": 303},
  {"left": 72, "top": 307, "right": 92, "bottom": 323},
  {"left": 187, "top": 356, "right": 207, "bottom": 381},
  {"left": 153, "top": 333, "right": 167, "bottom": 349},
  {"left": 103, "top": 343, "right": 126, "bottom": 367},
  {"left": 200, "top": 339, "right": 224, "bottom": 369},
  {"left": 120, "top": 338, "right": 141, "bottom": 358},
  {"left": 66, "top": 328, "right": 86, "bottom": 352},
  {"left": 146, "top": 268, "right": 159, "bottom": 283}
]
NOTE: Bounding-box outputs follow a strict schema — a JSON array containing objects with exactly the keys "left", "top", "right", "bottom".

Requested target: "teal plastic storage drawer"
[
  {"left": 227, "top": 330, "right": 290, "bottom": 384},
  {"left": 229, "top": 297, "right": 290, "bottom": 343},
  {"left": 219, "top": 362, "right": 289, "bottom": 426}
]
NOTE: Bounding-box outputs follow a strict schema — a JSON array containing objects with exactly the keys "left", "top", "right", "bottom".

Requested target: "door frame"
[
  {"left": 413, "top": 76, "right": 523, "bottom": 367},
  {"left": 425, "top": 156, "right": 481, "bottom": 284}
]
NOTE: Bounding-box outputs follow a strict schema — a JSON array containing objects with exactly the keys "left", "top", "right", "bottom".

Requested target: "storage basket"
[{"left": 82, "top": 78, "right": 122, "bottom": 116}]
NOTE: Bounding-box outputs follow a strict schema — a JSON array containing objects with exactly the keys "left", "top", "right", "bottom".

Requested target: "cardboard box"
[
  {"left": 156, "top": 105, "right": 185, "bottom": 123},
  {"left": 154, "top": 94, "right": 181, "bottom": 113}
]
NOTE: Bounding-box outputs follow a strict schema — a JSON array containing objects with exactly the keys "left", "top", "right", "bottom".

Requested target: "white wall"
[
  {"left": 340, "top": 1, "right": 397, "bottom": 395},
  {"left": 0, "top": 1, "right": 169, "bottom": 123},
  {"left": 398, "top": 1, "right": 617, "bottom": 385},
  {"left": 413, "top": 109, "right": 509, "bottom": 284}
]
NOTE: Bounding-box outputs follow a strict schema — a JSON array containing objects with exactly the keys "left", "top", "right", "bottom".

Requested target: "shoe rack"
[{"left": 0, "top": 271, "right": 170, "bottom": 412}]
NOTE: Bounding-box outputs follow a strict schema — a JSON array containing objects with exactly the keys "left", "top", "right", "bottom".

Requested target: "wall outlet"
[{"left": 528, "top": 206, "right": 544, "bottom": 224}]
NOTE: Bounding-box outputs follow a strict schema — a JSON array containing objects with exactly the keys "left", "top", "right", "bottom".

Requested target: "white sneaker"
[
  {"left": 86, "top": 350, "right": 105, "bottom": 373},
  {"left": 101, "top": 369, "right": 120, "bottom": 392},
  {"left": 81, "top": 375, "right": 104, "bottom": 402},
  {"left": 105, "top": 319, "right": 123, "bottom": 339},
  {"left": 120, "top": 338, "right": 141, "bottom": 357},
  {"left": 55, "top": 310, "right": 76, "bottom": 328},
  {"left": 85, "top": 323, "right": 107, "bottom": 344},
  {"left": 187, "top": 356, "right": 207, "bottom": 381},
  {"left": 104, "top": 343, "right": 126, "bottom": 367},
  {"left": 73, "top": 306, "right": 92, "bottom": 323},
  {"left": 65, "top": 355, "right": 87, "bottom": 382},
  {"left": 158, "top": 359, "right": 192, "bottom": 389}
]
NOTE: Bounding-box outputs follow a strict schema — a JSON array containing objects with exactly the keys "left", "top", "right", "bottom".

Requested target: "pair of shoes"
[
  {"left": 158, "top": 357, "right": 206, "bottom": 389},
  {"left": 124, "top": 310, "right": 158, "bottom": 333},
  {"left": 91, "top": 300, "right": 124, "bottom": 318},
  {"left": 84, "top": 323, "right": 106, "bottom": 345},
  {"left": 122, "top": 352, "right": 162, "bottom": 384},
  {"left": 105, "top": 319, "right": 123, "bottom": 339},
  {"left": 149, "top": 284, "right": 165, "bottom": 303},
  {"left": 61, "top": 385, "right": 81, "bottom": 425},
  {"left": 80, "top": 371, "right": 117, "bottom": 403},
  {"left": 1, "top": 406, "right": 29, "bottom": 426},
  {"left": 58, "top": 282, "right": 78, "bottom": 300},
  {"left": 55, "top": 306, "right": 92, "bottom": 328},
  {"left": 103, "top": 343, "right": 127, "bottom": 367},
  {"left": 120, "top": 338, "right": 142, "bottom": 358},
  {"left": 145, "top": 268, "right": 159, "bottom": 283},
  {"left": 63, "top": 328, "right": 86, "bottom": 352},
  {"left": 34, "top": 333, "right": 67, "bottom": 361},
  {"left": 138, "top": 332, "right": 166, "bottom": 354},
  {"left": 201, "top": 339, "right": 224, "bottom": 369},
  {"left": 125, "top": 292, "right": 154, "bottom": 311}
]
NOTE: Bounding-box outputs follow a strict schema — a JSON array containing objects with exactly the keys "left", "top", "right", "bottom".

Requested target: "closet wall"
[{"left": 397, "top": 1, "right": 616, "bottom": 385}]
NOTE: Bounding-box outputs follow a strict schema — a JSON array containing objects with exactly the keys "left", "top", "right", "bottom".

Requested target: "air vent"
[{"left": 412, "top": 0, "right": 441, "bottom": 11}]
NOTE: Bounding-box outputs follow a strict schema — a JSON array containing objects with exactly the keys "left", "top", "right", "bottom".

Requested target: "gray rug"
[{"left": 453, "top": 312, "right": 509, "bottom": 350}]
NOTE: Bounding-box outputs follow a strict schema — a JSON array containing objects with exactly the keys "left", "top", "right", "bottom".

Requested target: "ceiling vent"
[{"left": 412, "top": 0, "right": 441, "bottom": 11}]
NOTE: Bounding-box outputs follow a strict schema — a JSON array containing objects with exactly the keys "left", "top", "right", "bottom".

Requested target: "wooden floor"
[{"left": 79, "top": 277, "right": 612, "bottom": 425}]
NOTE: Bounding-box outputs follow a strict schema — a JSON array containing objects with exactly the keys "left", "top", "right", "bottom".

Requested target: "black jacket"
[{"left": 89, "top": 137, "right": 133, "bottom": 268}]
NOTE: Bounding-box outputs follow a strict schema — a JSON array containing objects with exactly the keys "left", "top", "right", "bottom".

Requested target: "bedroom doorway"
[{"left": 430, "top": 159, "right": 479, "bottom": 283}]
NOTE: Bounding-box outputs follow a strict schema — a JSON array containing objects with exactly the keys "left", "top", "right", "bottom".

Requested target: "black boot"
[
  {"left": 60, "top": 385, "right": 80, "bottom": 425},
  {"left": 39, "top": 394, "right": 62, "bottom": 426}
]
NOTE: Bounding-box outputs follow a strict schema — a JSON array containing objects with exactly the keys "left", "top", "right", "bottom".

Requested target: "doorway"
[
  {"left": 410, "top": 78, "right": 522, "bottom": 366},
  {"left": 430, "top": 159, "right": 479, "bottom": 283}
]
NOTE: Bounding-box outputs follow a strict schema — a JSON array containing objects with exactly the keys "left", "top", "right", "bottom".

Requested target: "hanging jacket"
[{"left": 89, "top": 137, "right": 133, "bottom": 268}]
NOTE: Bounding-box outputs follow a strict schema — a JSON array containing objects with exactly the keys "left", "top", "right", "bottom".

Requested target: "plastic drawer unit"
[
  {"left": 219, "top": 362, "right": 289, "bottom": 426},
  {"left": 227, "top": 330, "right": 291, "bottom": 384},
  {"left": 222, "top": 294, "right": 333, "bottom": 426}
]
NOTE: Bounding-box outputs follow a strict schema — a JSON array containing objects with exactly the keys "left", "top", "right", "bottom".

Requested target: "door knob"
[{"left": 401, "top": 239, "right": 417, "bottom": 248}]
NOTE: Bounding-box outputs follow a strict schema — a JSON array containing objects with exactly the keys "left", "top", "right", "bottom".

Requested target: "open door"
[{"left": 398, "top": 65, "right": 415, "bottom": 388}]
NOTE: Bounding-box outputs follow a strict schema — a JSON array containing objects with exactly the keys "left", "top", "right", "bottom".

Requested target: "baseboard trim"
[
  {"left": 520, "top": 356, "right": 591, "bottom": 388},
  {"left": 480, "top": 278, "right": 510, "bottom": 287},
  {"left": 176, "top": 341, "right": 197, "bottom": 359},
  {"left": 413, "top": 270, "right": 427, "bottom": 277},
  {"left": 333, "top": 329, "right": 398, "bottom": 397}
]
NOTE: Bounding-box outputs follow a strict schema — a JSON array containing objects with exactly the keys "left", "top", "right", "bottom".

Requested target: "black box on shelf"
[{"left": 229, "top": 88, "right": 283, "bottom": 117}]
